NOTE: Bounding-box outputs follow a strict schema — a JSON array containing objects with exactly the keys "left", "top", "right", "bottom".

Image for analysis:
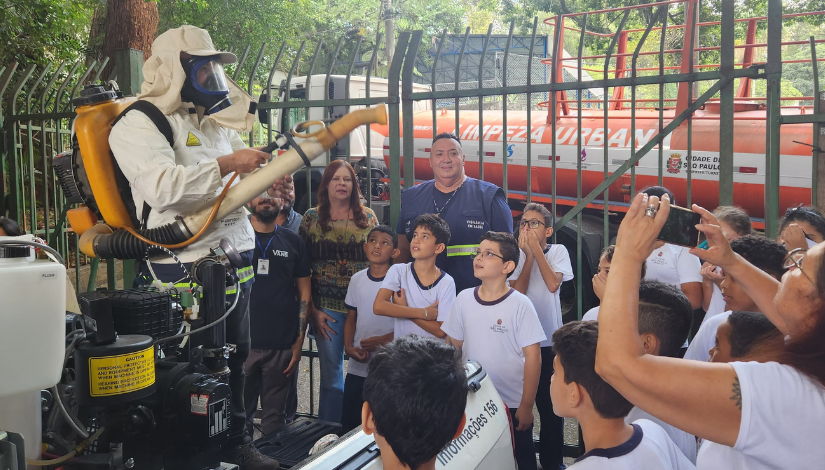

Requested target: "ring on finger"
[{"left": 645, "top": 205, "right": 658, "bottom": 218}]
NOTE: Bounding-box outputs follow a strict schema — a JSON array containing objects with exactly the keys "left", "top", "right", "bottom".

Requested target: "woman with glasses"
[{"left": 595, "top": 192, "right": 825, "bottom": 469}]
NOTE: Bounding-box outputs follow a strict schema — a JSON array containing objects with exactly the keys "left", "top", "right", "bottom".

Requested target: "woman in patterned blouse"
[{"left": 299, "top": 159, "right": 378, "bottom": 423}]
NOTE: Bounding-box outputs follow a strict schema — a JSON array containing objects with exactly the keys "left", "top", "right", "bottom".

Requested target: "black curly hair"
[{"left": 729, "top": 235, "right": 788, "bottom": 279}]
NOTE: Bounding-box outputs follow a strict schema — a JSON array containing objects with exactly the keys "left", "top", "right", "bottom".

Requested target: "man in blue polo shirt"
[{"left": 396, "top": 132, "right": 513, "bottom": 294}]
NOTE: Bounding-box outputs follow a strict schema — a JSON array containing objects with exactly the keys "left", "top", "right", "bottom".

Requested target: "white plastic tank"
[{"left": 0, "top": 237, "right": 66, "bottom": 463}]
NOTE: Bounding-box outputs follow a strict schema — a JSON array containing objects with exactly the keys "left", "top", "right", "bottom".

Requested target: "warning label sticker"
[
  {"left": 191, "top": 394, "right": 209, "bottom": 415},
  {"left": 89, "top": 347, "right": 155, "bottom": 397}
]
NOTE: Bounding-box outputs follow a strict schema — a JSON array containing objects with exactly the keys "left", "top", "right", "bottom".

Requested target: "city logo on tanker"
[{"left": 667, "top": 153, "right": 682, "bottom": 174}]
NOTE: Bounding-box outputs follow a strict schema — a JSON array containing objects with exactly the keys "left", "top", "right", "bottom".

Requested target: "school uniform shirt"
[
  {"left": 570, "top": 419, "right": 695, "bottom": 470},
  {"left": 702, "top": 283, "right": 727, "bottom": 327},
  {"left": 396, "top": 177, "right": 513, "bottom": 294},
  {"left": 696, "top": 361, "right": 825, "bottom": 469},
  {"left": 380, "top": 262, "right": 456, "bottom": 340},
  {"left": 441, "top": 287, "right": 546, "bottom": 408},
  {"left": 683, "top": 311, "right": 731, "bottom": 363},
  {"left": 249, "top": 227, "right": 311, "bottom": 350},
  {"left": 343, "top": 268, "right": 395, "bottom": 378},
  {"left": 509, "top": 245, "right": 574, "bottom": 347},
  {"left": 582, "top": 306, "right": 600, "bottom": 322},
  {"left": 626, "top": 407, "right": 697, "bottom": 464},
  {"left": 644, "top": 243, "right": 703, "bottom": 288}
]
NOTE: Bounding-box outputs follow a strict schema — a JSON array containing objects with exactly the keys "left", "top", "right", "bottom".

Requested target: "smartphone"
[{"left": 657, "top": 204, "right": 701, "bottom": 248}]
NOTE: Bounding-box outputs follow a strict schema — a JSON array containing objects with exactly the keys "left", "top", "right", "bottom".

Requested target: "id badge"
[{"left": 257, "top": 258, "right": 270, "bottom": 275}]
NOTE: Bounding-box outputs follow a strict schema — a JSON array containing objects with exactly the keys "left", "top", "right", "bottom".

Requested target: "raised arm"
[
  {"left": 689, "top": 205, "right": 785, "bottom": 334},
  {"left": 595, "top": 193, "right": 742, "bottom": 447}
]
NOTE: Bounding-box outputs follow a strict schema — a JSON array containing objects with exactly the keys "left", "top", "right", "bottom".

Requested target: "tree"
[
  {"left": 87, "top": 0, "right": 159, "bottom": 79},
  {"left": 1, "top": 0, "right": 96, "bottom": 66}
]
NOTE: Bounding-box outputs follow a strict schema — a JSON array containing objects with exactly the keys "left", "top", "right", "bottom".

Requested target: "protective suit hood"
[{"left": 137, "top": 25, "right": 256, "bottom": 132}]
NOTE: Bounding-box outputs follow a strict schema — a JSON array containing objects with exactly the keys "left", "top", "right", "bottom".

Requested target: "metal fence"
[{"left": 1, "top": 0, "right": 821, "bottom": 457}]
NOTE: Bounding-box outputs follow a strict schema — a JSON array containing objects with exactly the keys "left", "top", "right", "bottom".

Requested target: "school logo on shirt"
[
  {"left": 650, "top": 251, "right": 667, "bottom": 265},
  {"left": 186, "top": 132, "right": 202, "bottom": 146},
  {"left": 490, "top": 320, "right": 508, "bottom": 334}
]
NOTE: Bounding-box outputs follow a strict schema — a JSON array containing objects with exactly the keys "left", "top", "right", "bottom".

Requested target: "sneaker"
[{"left": 221, "top": 440, "right": 280, "bottom": 470}]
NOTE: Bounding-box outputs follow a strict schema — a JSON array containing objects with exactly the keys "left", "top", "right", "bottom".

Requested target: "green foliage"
[{"left": 0, "top": 0, "right": 96, "bottom": 66}]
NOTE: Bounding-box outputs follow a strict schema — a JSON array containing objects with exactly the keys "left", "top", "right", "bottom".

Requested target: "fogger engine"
[{"left": 45, "top": 246, "right": 242, "bottom": 470}]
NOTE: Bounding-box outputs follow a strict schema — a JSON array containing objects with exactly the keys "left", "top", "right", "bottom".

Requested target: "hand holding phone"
[{"left": 657, "top": 204, "right": 701, "bottom": 248}]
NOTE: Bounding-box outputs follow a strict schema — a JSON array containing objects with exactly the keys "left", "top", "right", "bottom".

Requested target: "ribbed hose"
[{"left": 93, "top": 222, "right": 188, "bottom": 260}]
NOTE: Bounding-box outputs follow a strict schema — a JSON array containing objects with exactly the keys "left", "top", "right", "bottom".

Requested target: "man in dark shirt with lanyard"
[
  {"left": 395, "top": 132, "right": 513, "bottom": 294},
  {"left": 244, "top": 196, "right": 311, "bottom": 439}
]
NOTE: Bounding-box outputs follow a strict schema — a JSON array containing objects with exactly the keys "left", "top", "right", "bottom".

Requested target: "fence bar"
[
  {"left": 478, "top": 25, "right": 492, "bottom": 181},
  {"left": 603, "top": 11, "right": 629, "bottom": 241},
  {"left": 247, "top": 43, "right": 267, "bottom": 147},
  {"left": 658, "top": 11, "right": 668, "bottom": 185},
  {"left": 454, "top": 28, "right": 471, "bottom": 137},
  {"left": 764, "top": 0, "right": 782, "bottom": 237},
  {"left": 549, "top": 15, "right": 562, "bottom": 227},
  {"left": 410, "top": 68, "right": 758, "bottom": 101},
  {"left": 39, "top": 61, "right": 67, "bottom": 247},
  {"left": 719, "top": 0, "right": 735, "bottom": 206},
  {"left": 501, "top": 22, "right": 515, "bottom": 195},
  {"left": 7, "top": 64, "right": 37, "bottom": 222},
  {"left": 402, "top": 32, "right": 422, "bottom": 192},
  {"left": 365, "top": 32, "right": 383, "bottom": 210},
  {"left": 92, "top": 57, "right": 110, "bottom": 83},
  {"left": 526, "top": 17, "right": 538, "bottom": 205},
  {"left": 233, "top": 45, "right": 251, "bottom": 81},
  {"left": 265, "top": 42, "right": 287, "bottom": 146},
  {"left": 344, "top": 36, "right": 363, "bottom": 163},
  {"left": 431, "top": 30, "right": 447, "bottom": 141},
  {"left": 686, "top": 4, "right": 698, "bottom": 207},
  {"left": 388, "top": 33, "right": 411, "bottom": 227},
  {"left": 632, "top": 8, "right": 663, "bottom": 199},
  {"left": 67, "top": 61, "right": 98, "bottom": 111},
  {"left": 26, "top": 66, "right": 51, "bottom": 234},
  {"left": 325, "top": 37, "right": 346, "bottom": 164},
  {"left": 576, "top": 14, "right": 588, "bottom": 321},
  {"left": 812, "top": 37, "right": 822, "bottom": 208},
  {"left": 285, "top": 39, "right": 307, "bottom": 260}
]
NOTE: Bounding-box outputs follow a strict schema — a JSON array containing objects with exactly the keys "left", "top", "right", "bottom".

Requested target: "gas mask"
[{"left": 180, "top": 55, "right": 232, "bottom": 115}]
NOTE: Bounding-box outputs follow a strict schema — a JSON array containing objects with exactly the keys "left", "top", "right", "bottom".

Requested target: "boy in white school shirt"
[
  {"left": 374, "top": 214, "right": 456, "bottom": 340},
  {"left": 509, "top": 203, "right": 573, "bottom": 470},
  {"left": 551, "top": 321, "right": 695, "bottom": 470},
  {"left": 340, "top": 225, "right": 400, "bottom": 432},
  {"left": 442, "top": 231, "right": 545, "bottom": 470}
]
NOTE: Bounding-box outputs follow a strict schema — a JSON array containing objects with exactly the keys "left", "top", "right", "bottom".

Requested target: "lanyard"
[{"left": 256, "top": 228, "right": 277, "bottom": 257}]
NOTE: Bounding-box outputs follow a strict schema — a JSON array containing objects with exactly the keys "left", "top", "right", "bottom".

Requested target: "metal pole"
[
  {"left": 403, "top": 32, "right": 423, "bottom": 189},
  {"left": 719, "top": 0, "right": 735, "bottom": 206},
  {"left": 765, "top": 0, "right": 782, "bottom": 238},
  {"left": 384, "top": 0, "right": 394, "bottom": 69},
  {"left": 388, "top": 33, "right": 411, "bottom": 227}
]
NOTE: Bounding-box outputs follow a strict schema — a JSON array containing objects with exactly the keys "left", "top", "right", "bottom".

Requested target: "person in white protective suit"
[{"left": 109, "top": 25, "right": 290, "bottom": 470}]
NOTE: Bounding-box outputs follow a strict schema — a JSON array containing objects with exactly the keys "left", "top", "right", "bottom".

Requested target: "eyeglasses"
[
  {"left": 783, "top": 248, "right": 814, "bottom": 285},
  {"left": 519, "top": 219, "right": 546, "bottom": 229},
  {"left": 475, "top": 249, "right": 504, "bottom": 260}
]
